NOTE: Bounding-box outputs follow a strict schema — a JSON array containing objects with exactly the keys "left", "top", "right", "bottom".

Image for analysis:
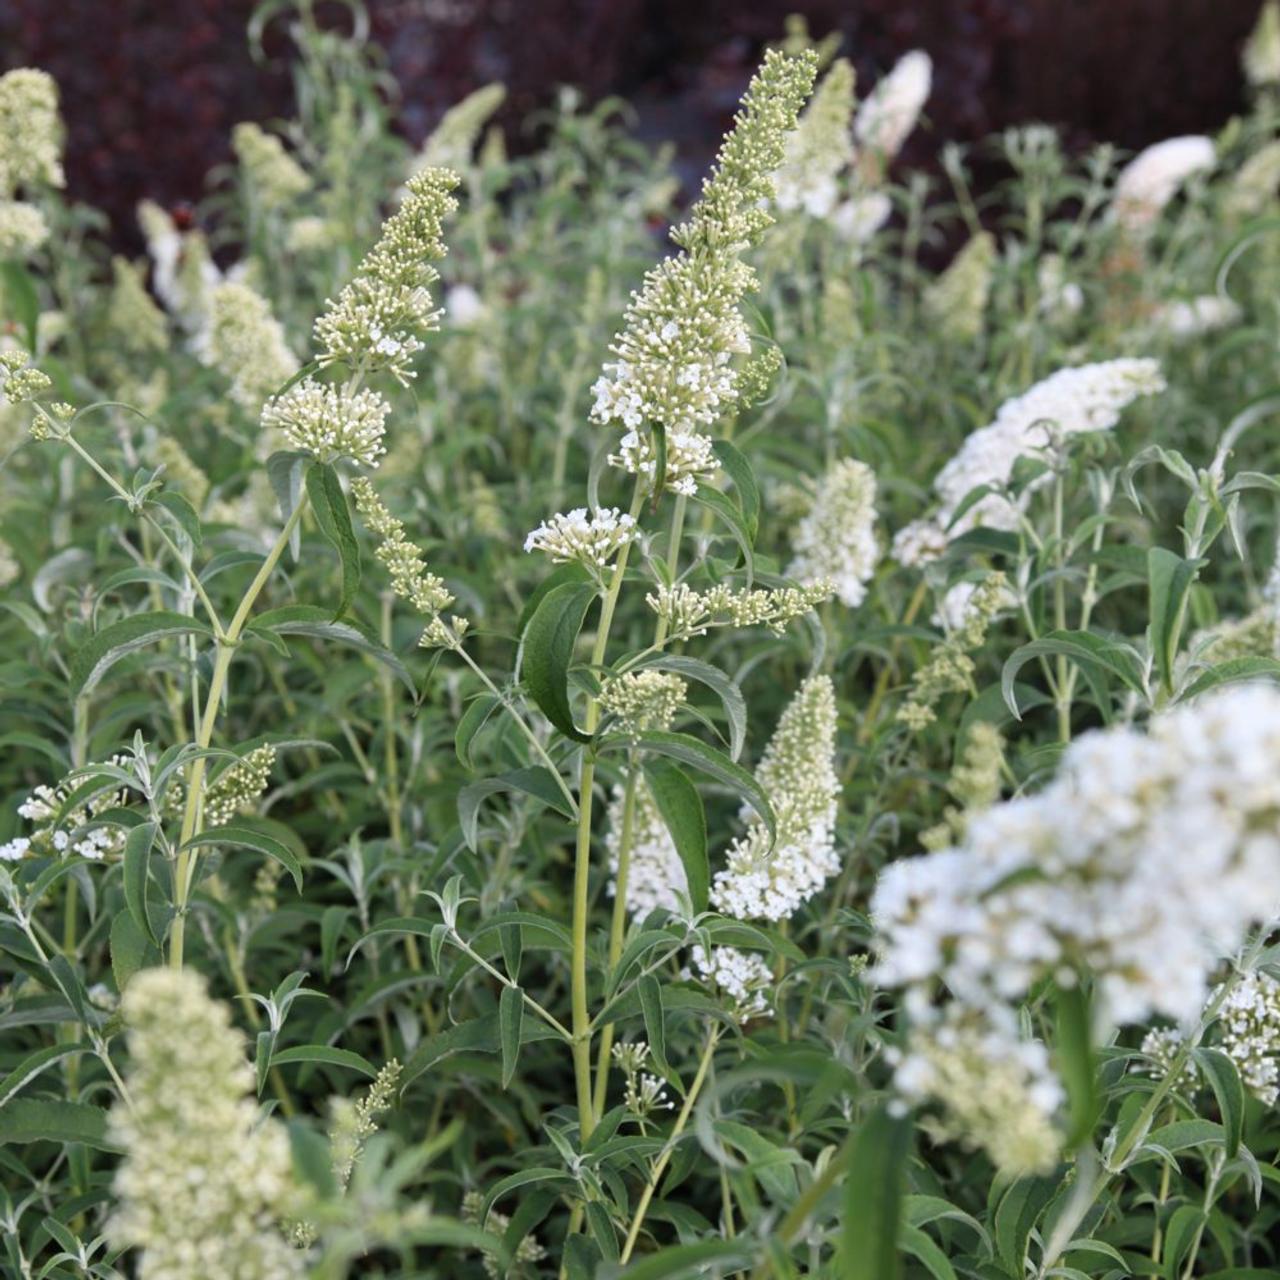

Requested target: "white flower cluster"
[
  {"left": 1148, "top": 295, "right": 1242, "bottom": 341},
  {"left": 523, "top": 507, "right": 636, "bottom": 570},
  {"left": 773, "top": 58, "right": 855, "bottom": 218},
  {"left": 872, "top": 685, "right": 1280, "bottom": 1167},
  {"left": 788, "top": 458, "right": 880, "bottom": 607},
  {"left": 412, "top": 83, "right": 506, "bottom": 174},
  {"left": 892, "top": 358, "right": 1165, "bottom": 565},
  {"left": 831, "top": 190, "right": 892, "bottom": 245},
  {"left": 599, "top": 669, "right": 686, "bottom": 737},
  {"left": 314, "top": 167, "right": 458, "bottom": 385},
  {"left": 853, "top": 50, "right": 931, "bottom": 166},
  {"left": 1111, "top": 135, "right": 1215, "bottom": 235},
  {"left": 108, "top": 968, "right": 304, "bottom": 1279},
  {"left": 0, "top": 197, "right": 48, "bottom": 259},
  {"left": 138, "top": 200, "right": 222, "bottom": 343},
  {"left": 932, "top": 576, "right": 1017, "bottom": 634},
  {"left": 233, "top": 122, "right": 309, "bottom": 211},
  {"left": 207, "top": 282, "right": 299, "bottom": 415},
  {"left": 1216, "top": 970, "right": 1280, "bottom": 1104},
  {"left": 0, "top": 68, "right": 64, "bottom": 196},
  {"left": 1244, "top": 0, "right": 1280, "bottom": 87},
  {"left": 607, "top": 781, "right": 687, "bottom": 918},
  {"left": 712, "top": 676, "right": 840, "bottom": 922},
  {"left": 2, "top": 757, "right": 132, "bottom": 863},
  {"left": 590, "top": 50, "right": 816, "bottom": 493},
  {"left": 608, "top": 420, "right": 719, "bottom": 497},
  {"left": 889, "top": 1011, "right": 1064, "bottom": 1174},
  {"left": 689, "top": 944, "right": 773, "bottom": 1021},
  {"left": 261, "top": 380, "right": 390, "bottom": 468},
  {"left": 646, "top": 580, "right": 832, "bottom": 639}
]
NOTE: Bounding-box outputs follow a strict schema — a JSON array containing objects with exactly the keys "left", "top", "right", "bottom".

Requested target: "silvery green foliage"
[{"left": 6, "top": 5, "right": 1280, "bottom": 1278}]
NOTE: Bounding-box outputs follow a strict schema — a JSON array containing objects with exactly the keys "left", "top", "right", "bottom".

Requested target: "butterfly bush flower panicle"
[
  {"left": 922, "top": 721, "right": 1005, "bottom": 851},
  {"left": 352, "top": 477, "right": 468, "bottom": 649},
  {"left": 712, "top": 675, "right": 840, "bottom": 922},
  {"left": 108, "top": 968, "right": 304, "bottom": 1279},
  {"left": 315, "top": 167, "right": 459, "bottom": 385},
  {"left": 0, "top": 198, "right": 48, "bottom": 258},
  {"left": 1111, "top": 136, "right": 1215, "bottom": 235},
  {"left": 330, "top": 1059, "right": 402, "bottom": 1188},
  {"left": 689, "top": 944, "right": 774, "bottom": 1021},
  {"left": 788, "top": 457, "right": 880, "bottom": 607},
  {"left": 412, "top": 83, "right": 507, "bottom": 174},
  {"left": 461, "top": 1191, "right": 547, "bottom": 1279},
  {"left": 923, "top": 230, "right": 996, "bottom": 342},
  {"left": 262, "top": 380, "right": 390, "bottom": 469},
  {"left": 773, "top": 57, "right": 856, "bottom": 218},
  {"left": 0, "top": 68, "right": 64, "bottom": 195},
  {"left": 892, "top": 359, "right": 1165, "bottom": 565},
  {"left": 853, "top": 50, "right": 931, "bottom": 173},
  {"left": 233, "top": 122, "right": 310, "bottom": 211},
  {"left": 607, "top": 781, "right": 688, "bottom": 917},
  {"left": 107, "top": 256, "right": 168, "bottom": 357},
  {"left": 0, "top": 349, "right": 52, "bottom": 406},
  {"left": 1244, "top": 0, "right": 1280, "bottom": 88},
  {"left": 524, "top": 507, "right": 636, "bottom": 576},
  {"left": 208, "top": 282, "right": 300, "bottom": 414},
  {"left": 1225, "top": 140, "right": 1280, "bottom": 219},
  {"left": 872, "top": 685, "right": 1280, "bottom": 1167},
  {"left": 591, "top": 49, "right": 816, "bottom": 494},
  {"left": 599, "top": 670, "right": 686, "bottom": 737},
  {"left": 646, "top": 580, "right": 832, "bottom": 640}
]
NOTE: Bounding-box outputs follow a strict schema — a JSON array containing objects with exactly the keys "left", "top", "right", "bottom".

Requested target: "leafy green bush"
[{"left": 5, "top": 7, "right": 1280, "bottom": 1278}]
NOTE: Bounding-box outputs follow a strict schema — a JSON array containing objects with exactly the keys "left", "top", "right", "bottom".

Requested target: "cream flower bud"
[{"left": 262, "top": 378, "right": 390, "bottom": 468}]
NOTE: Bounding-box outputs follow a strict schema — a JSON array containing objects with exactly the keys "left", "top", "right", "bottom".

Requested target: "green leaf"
[
  {"left": 994, "top": 1176, "right": 1056, "bottom": 1276},
  {"left": 1, "top": 261, "right": 39, "bottom": 349},
  {"left": 711, "top": 439, "right": 760, "bottom": 543},
  {"left": 1147, "top": 547, "right": 1201, "bottom": 695},
  {"left": 247, "top": 605, "right": 415, "bottom": 696},
  {"left": 630, "top": 731, "right": 774, "bottom": 843},
  {"left": 0, "top": 1042, "right": 92, "bottom": 1108},
  {"left": 499, "top": 985, "right": 523, "bottom": 1089},
  {"left": 1162, "top": 1204, "right": 1208, "bottom": 1276},
  {"left": 597, "top": 1239, "right": 753, "bottom": 1279},
  {"left": 1056, "top": 981, "right": 1098, "bottom": 1148},
  {"left": 634, "top": 654, "right": 747, "bottom": 761},
  {"left": 0, "top": 1100, "right": 119, "bottom": 1152},
  {"left": 109, "top": 911, "right": 159, "bottom": 990},
  {"left": 182, "top": 824, "right": 303, "bottom": 892},
  {"left": 901, "top": 1226, "right": 958, "bottom": 1280},
  {"left": 521, "top": 581, "right": 597, "bottom": 742},
  {"left": 1179, "top": 656, "right": 1280, "bottom": 702},
  {"left": 585, "top": 1201, "right": 620, "bottom": 1263},
  {"left": 271, "top": 1045, "right": 377, "bottom": 1077},
  {"left": 456, "top": 693, "right": 500, "bottom": 768},
  {"left": 305, "top": 461, "right": 361, "bottom": 621},
  {"left": 841, "top": 1105, "right": 910, "bottom": 1280},
  {"left": 70, "top": 611, "right": 214, "bottom": 698},
  {"left": 515, "top": 562, "right": 591, "bottom": 637},
  {"left": 1001, "top": 629, "right": 1145, "bottom": 719},
  {"left": 122, "top": 821, "right": 159, "bottom": 947},
  {"left": 641, "top": 760, "right": 708, "bottom": 913},
  {"left": 152, "top": 490, "right": 202, "bottom": 549},
  {"left": 1192, "top": 1046, "right": 1245, "bottom": 1159},
  {"left": 638, "top": 974, "right": 672, "bottom": 1080},
  {"left": 458, "top": 766, "right": 575, "bottom": 852},
  {"left": 289, "top": 1121, "right": 337, "bottom": 1199},
  {"left": 266, "top": 450, "right": 310, "bottom": 560},
  {"left": 691, "top": 487, "right": 755, "bottom": 583}
]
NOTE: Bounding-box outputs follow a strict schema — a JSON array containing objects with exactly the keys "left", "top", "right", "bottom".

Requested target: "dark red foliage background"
[{"left": 0, "top": 0, "right": 1264, "bottom": 245}]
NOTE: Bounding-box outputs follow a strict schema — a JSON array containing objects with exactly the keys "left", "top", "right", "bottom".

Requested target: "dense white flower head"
[
  {"left": 1244, "top": 0, "right": 1280, "bottom": 87},
  {"left": 788, "top": 458, "right": 880, "bottom": 607},
  {"left": 591, "top": 49, "right": 816, "bottom": 477},
  {"left": 232, "top": 122, "right": 309, "bottom": 210},
  {"left": 0, "top": 68, "right": 64, "bottom": 196},
  {"left": 1111, "top": 136, "right": 1215, "bottom": 233},
  {"left": 262, "top": 378, "right": 391, "bottom": 468},
  {"left": 873, "top": 684, "right": 1280, "bottom": 1033},
  {"left": 609, "top": 422, "right": 719, "bottom": 496},
  {"left": 0, "top": 198, "right": 48, "bottom": 258},
  {"left": 599, "top": 670, "right": 686, "bottom": 737},
  {"left": 108, "top": 968, "right": 304, "bottom": 1279},
  {"left": 207, "top": 282, "right": 299, "bottom": 414},
  {"left": 647, "top": 580, "right": 833, "bottom": 639},
  {"left": 893, "top": 359, "right": 1165, "bottom": 564},
  {"left": 853, "top": 50, "right": 931, "bottom": 164},
  {"left": 831, "top": 191, "right": 892, "bottom": 244},
  {"left": 933, "top": 577, "right": 1017, "bottom": 633},
  {"left": 773, "top": 58, "right": 855, "bottom": 218},
  {"left": 712, "top": 676, "right": 841, "bottom": 921},
  {"left": 1216, "top": 969, "right": 1280, "bottom": 1103},
  {"left": 524, "top": 507, "right": 636, "bottom": 570},
  {"left": 1149, "top": 294, "right": 1242, "bottom": 341},
  {"left": 608, "top": 781, "right": 688, "bottom": 918},
  {"left": 689, "top": 944, "right": 774, "bottom": 1020}
]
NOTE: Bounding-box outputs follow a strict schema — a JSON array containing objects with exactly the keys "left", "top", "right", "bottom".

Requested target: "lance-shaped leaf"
[
  {"left": 70, "top": 611, "right": 214, "bottom": 698},
  {"left": 521, "top": 581, "right": 597, "bottom": 742}
]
